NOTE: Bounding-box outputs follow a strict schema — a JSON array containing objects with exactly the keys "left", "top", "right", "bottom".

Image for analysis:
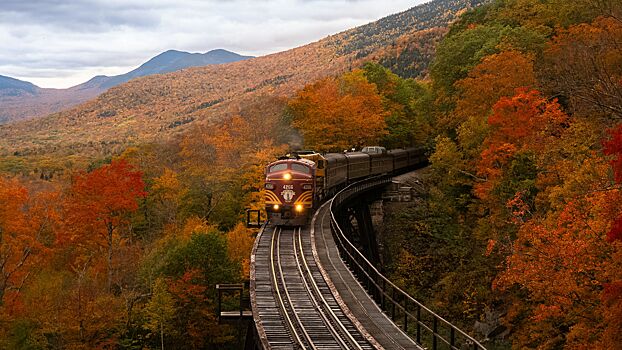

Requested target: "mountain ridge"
[
  {"left": 0, "top": 49, "right": 252, "bottom": 123},
  {"left": 72, "top": 49, "right": 253, "bottom": 91},
  {"left": 0, "top": 75, "right": 39, "bottom": 96}
]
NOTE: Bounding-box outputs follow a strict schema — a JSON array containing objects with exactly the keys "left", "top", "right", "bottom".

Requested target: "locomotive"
[{"left": 264, "top": 147, "right": 426, "bottom": 226}]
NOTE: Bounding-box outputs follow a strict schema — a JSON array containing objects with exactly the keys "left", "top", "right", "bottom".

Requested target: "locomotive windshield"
[
  {"left": 269, "top": 163, "right": 288, "bottom": 173},
  {"left": 291, "top": 163, "right": 311, "bottom": 174}
]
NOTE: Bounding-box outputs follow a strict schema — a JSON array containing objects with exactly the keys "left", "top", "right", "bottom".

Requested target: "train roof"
[{"left": 268, "top": 158, "right": 316, "bottom": 168}]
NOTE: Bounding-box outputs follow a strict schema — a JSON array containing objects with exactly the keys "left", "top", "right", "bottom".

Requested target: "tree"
[
  {"left": 179, "top": 114, "right": 286, "bottom": 228},
  {"left": 63, "top": 160, "right": 146, "bottom": 292},
  {"left": 288, "top": 70, "right": 388, "bottom": 151},
  {"left": 0, "top": 178, "right": 57, "bottom": 307},
  {"left": 542, "top": 17, "right": 622, "bottom": 120},
  {"left": 362, "top": 62, "right": 435, "bottom": 148},
  {"left": 226, "top": 223, "right": 255, "bottom": 279},
  {"left": 454, "top": 50, "right": 536, "bottom": 133},
  {"left": 144, "top": 278, "right": 175, "bottom": 350}
]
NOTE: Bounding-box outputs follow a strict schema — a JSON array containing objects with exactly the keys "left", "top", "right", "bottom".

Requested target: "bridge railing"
[{"left": 330, "top": 176, "right": 487, "bottom": 350}]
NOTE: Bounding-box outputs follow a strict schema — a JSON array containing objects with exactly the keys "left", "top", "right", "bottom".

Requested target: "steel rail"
[
  {"left": 270, "top": 226, "right": 314, "bottom": 348},
  {"left": 293, "top": 228, "right": 364, "bottom": 350}
]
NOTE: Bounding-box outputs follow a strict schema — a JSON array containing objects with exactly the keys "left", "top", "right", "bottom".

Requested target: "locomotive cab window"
[
  {"left": 269, "top": 163, "right": 288, "bottom": 173},
  {"left": 291, "top": 163, "right": 311, "bottom": 174}
]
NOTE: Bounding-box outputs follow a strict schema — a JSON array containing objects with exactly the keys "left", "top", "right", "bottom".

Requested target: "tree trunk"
[{"left": 160, "top": 321, "right": 164, "bottom": 350}]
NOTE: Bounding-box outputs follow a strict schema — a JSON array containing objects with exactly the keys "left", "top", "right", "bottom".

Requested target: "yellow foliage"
[{"left": 226, "top": 223, "right": 255, "bottom": 279}]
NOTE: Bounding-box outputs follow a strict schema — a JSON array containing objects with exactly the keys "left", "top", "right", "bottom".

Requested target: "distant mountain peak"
[
  {"left": 78, "top": 48, "right": 253, "bottom": 90},
  {"left": 0, "top": 75, "right": 39, "bottom": 96},
  {"left": 0, "top": 49, "right": 253, "bottom": 124}
]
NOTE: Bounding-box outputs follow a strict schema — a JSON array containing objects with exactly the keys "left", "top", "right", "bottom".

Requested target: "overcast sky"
[{"left": 0, "top": 0, "right": 427, "bottom": 89}]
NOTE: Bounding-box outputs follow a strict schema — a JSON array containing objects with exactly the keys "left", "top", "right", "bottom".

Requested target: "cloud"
[{"left": 0, "top": 0, "right": 426, "bottom": 88}]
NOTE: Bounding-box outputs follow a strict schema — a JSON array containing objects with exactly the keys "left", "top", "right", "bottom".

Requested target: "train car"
[
  {"left": 389, "top": 149, "right": 409, "bottom": 172},
  {"left": 406, "top": 147, "right": 426, "bottom": 167},
  {"left": 345, "top": 152, "right": 371, "bottom": 180},
  {"left": 264, "top": 158, "right": 316, "bottom": 226},
  {"left": 369, "top": 153, "right": 393, "bottom": 175},
  {"left": 323, "top": 153, "right": 348, "bottom": 195}
]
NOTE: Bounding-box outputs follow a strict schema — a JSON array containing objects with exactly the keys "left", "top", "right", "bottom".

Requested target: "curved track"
[{"left": 254, "top": 225, "right": 374, "bottom": 349}]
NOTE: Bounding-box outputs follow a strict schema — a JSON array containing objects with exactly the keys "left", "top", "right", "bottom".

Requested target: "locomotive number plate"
[{"left": 283, "top": 185, "right": 294, "bottom": 190}]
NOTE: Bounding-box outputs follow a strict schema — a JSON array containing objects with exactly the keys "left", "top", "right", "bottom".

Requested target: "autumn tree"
[
  {"left": 63, "top": 160, "right": 146, "bottom": 292},
  {"left": 0, "top": 178, "right": 58, "bottom": 307},
  {"left": 151, "top": 167, "right": 187, "bottom": 228},
  {"left": 288, "top": 70, "right": 388, "bottom": 152},
  {"left": 179, "top": 114, "right": 286, "bottom": 228},
  {"left": 474, "top": 89, "right": 568, "bottom": 201},
  {"left": 542, "top": 16, "right": 622, "bottom": 120},
  {"left": 454, "top": 51, "right": 536, "bottom": 155},
  {"left": 140, "top": 225, "right": 238, "bottom": 348},
  {"left": 362, "top": 62, "right": 435, "bottom": 148},
  {"left": 226, "top": 223, "right": 255, "bottom": 279},
  {"left": 145, "top": 278, "right": 175, "bottom": 350}
]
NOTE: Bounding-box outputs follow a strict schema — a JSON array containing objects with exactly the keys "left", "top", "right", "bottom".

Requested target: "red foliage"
[
  {"left": 63, "top": 159, "right": 146, "bottom": 245},
  {"left": 602, "top": 281, "right": 622, "bottom": 305},
  {"left": 607, "top": 215, "right": 622, "bottom": 242},
  {"left": 62, "top": 159, "right": 146, "bottom": 291},
  {"left": 168, "top": 269, "right": 208, "bottom": 305},
  {"left": 603, "top": 123, "right": 622, "bottom": 183}
]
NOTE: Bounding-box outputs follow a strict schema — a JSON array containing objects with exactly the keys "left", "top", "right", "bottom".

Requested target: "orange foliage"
[
  {"left": 495, "top": 191, "right": 619, "bottom": 348},
  {"left": 486, "top": 89, "right": 568, "bottom": 149},
  {"left": 455, "top": 51, "right": 536, "bottom": 121},
  {"left": 288, "top": 70, "right": 388, "bottom": 151},
  {"left": 0, "top": 178, "right": 57, "bottom": 307},
  {"left": 167, "top": 269, "right": 227, "bottom": 349},
  {"left": 474, "top": 143, "right": 517, "bottom": 200},
  {"left": 226, "top": 223, "right": 255, "bottom": 279},
  {"left": 475, "top": 89, "right": 569, "bottom": 200}
]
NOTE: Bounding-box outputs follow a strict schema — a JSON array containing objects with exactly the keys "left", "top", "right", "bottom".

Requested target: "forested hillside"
[
  {"left": 0, "top": 50, "right": 251, "bottom": 125},
  {"left": 0, "top": 0, "right": 485, "bottom": 167},
  {"left": 377, "top": 1, "right": 621, "bottom": 348}
]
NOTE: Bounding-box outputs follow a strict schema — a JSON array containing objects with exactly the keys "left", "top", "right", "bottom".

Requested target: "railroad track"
[{"left": 257, "top": 225, "right": 374, "bottom": 349}]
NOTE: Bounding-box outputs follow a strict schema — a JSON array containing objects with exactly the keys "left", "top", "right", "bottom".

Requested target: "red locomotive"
[{"left": 264, "top": 157, "right": 316, "bottom": 226}]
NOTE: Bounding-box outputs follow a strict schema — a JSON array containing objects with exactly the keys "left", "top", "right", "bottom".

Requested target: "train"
[{"left": 264, "top": 146, "right": 426, "bottom": 226}]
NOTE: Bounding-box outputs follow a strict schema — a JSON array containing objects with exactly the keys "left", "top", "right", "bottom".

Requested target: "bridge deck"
[{"left": 311, "top": 201, "right": 422, "bottom": 350}]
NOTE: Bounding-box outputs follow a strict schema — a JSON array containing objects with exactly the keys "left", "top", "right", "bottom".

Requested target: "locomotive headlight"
[
  {"left": 273, "top": 204, "right": 280, "bottom": 210},
  {"left": 295, "top": 204, "right": 304, "bottom": 212},
  {"left": 283, "top": 173, "right": 292, "bottom": 180},
  {"left": 265, "top": 183, "right": 275, "bottom": 190},
  {"left": 302, "top": 184, "right": 313, "bottom": 190}
]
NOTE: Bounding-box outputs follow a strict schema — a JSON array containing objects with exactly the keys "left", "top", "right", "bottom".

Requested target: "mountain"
[
  {"left": 0, "top": 0, "right": 489, "bottom": 160},
  {"left": 73, "top": 49, "right": 253, "bottom": 91},
  {"left": 0, "top": 75, "right": 39, "bottom": 97},
  {"left": 0, "top": 49, "right": 252, "bottom": 124}
]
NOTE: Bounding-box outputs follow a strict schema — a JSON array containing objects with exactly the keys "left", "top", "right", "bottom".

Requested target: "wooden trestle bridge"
[{"left": 246, "top": 175, "right": 487, "bottom": 349}]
